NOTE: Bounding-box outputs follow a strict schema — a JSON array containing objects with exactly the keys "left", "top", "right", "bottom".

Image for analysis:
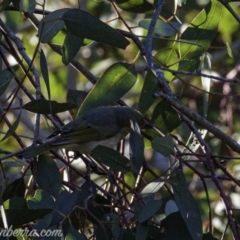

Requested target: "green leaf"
[
  {"left": 28, "top": 190, "right": 56, "bottom": 231},
  {"left": 0, "top": 69, "right": 14, "bottom": 97},
  {"left": 0, "top": 209, "right": 52, "bottom": 228},
  {"left": 139, "top": 70, "right": 160, "bottom": 114},
  {"left": 66, "top": 89, "right": 88, "bottom": 118},
  {"left": 1, "top": 108, "right": 22, "bottom": 142},
  {"left": 23, "top": 99, "right": 76, "bottom": 114},
  {"left": 34, "top": 154, "right": 62, "bottom": 198},
  {"left": 140, "top": 181, "right": 164, "bottom": 196},
  {"left": 129, "top": 120, "right": 144, "bottom": 175},
  {"left": 65, "top": 225, "right": 86, "bottom": 240},
  {"left": 226, "top": 42, "right": 234, "bottom": 58},
  {"left": 178, "top": 0, "right": 223, "bottom": 60},
  {"left": 151, "top": 135, "right": 174, "bottom": 156},
  {"left": 150, "top": 101, "right": 181, "bottom": 134},
  {"left": 28, "top": 190, "right": 56, "bottom": 210},
  {"left": 160, "top": 211, "right": 193, "bottom": 239},
  {"left": 178, "top": 58, "right": 201, "bottom": 72},
  {"left": 62, "top": 32, "right": 84, "bottom": 65},
  {"left": 136, "top": 222, "right": 149, "bottom": 240},
  {"left": 0, "top": 0, "right": 11, "bottom": 12},
  {"left": 139, "top": 19, "right": 181, "bottom": 36},
  {"left": 4, "top": 197, "right": 28, "bottom": 209},
  {"left": 2, "top": 177, "right": 25, "bottom": 202},
  {"left": 203, "top": 232, "right": 218, "bottom": 240},
  {"left": 19, "top": 0, "right": 36, "bottom": 13},
  {"left": 77, "top": 63, "right": 137, "bottom": 116},
  {"left": 62, "top": 9, "right": 129, "bottom": 49},
  {"left": 91, "top": 146, "right": 131, "bottom": 172},
  {"left": 40, "top": 49, "right": 51, "bottom": 100},
  {"left": 38, "top": 9, "right": 69, "bottom": 43},
  {"left": 116, "top": 0, "right": 154, "bottom": 13},
  {"left": 135, "top": 194, "right": 162, "bottom": 223},
  {"left": 172, "top": 170, "right": 203, "bottom": 240},
  {"left": 154, "top": 47, "right": 179, "bottom": 82},
  {"left": 200, "top": 52, "right": 211, "bottom": 117},
  {"left": 50, "top": 190, "right": 80, "bottom": 226}
]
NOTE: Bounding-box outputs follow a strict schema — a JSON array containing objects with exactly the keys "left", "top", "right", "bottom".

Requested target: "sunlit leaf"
[
  {"left": 178, "top": 0, "right": 223, "bottom": 60},
  {"left": 116, "top": 0, "right": 154, "bottom": 13},
  {"left": 19, "top": 0, "right": 36, "bottom": 13},
  {"left": 62, "top": 9, "right": 129, "bottom": 49},
  {"left": 154, "top": 47, "right": 179, "bottom": 82},
  {"left": 200, "top": 52, "right": 211, "bottom": 117},
  {"left": 226, "top": 42, "right": 234, "bottom": 58},
  {"left": 141, "top": 181, "right": 165, "bottom": 196},
  {"left": 38, "top": 9, "right": 69, "bottom": 43},
  {"left": 77, "top": 63, "right": 137, "bottom": 116}
]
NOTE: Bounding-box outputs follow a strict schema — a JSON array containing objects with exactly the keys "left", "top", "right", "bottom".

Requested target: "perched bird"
[{"left": 23, "top": 106, "right": 145, "bottom": 158}]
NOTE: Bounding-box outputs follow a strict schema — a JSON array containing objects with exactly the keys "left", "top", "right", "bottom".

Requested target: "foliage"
[{"left": 0, "top": 0, "right": 240, "bottom": 239}]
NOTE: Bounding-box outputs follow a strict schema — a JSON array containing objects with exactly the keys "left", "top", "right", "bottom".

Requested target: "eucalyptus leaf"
[
  {"left": 149, "top": 101, "right": 181, "bottom": 135},
  {"left": 0, "top": 209, "right": 52, "bottom": 228},
  {"left": 0, "top": 69, "right": 14, "bottom": 97},
  {"left": 19, "top": 0, "right": 36, "bottom": 13},
  {"left": 63, "top": 9, "right": 129, "bottom": 49},
  {"left": 151, "top": 135, "right": 174, "bottom": 156},
  {"left": 172, "top": 170, "right": 203, "bottom": 240},
  {"left": 130, "top": 120, "right": 144, "bottom": 175},
  {"left": 135, "top": 194, "right": 162, "bottom": 223},
  {"left": 23, "top": 99, "right": 76, "bottom": 114},
  {"left": 62, "top": 32, "right": 84, "bottom": 65},
  {"left": 139, "top": 70, "right": 160, "bottom": 114},
  {"left": 40, "top": 49, "right": 50, "bottom": 100},
  {"left": 178, "top": 0, "right": 222, "bottom": 60},
  {"left": 1, "top": 108, "right": 22, "bottom": 142},
  {"left": 78, "top": 63, "right": 136, "bottom": 116},
  {"left": 38, "top": 9, "right": 69, "bottom": 43},
  {"left": 139, "top": 19, "right": 181, "bottom": 36},
  {"left": 91, "top": 146, "right": 131, "bottom": 172},
  {"left": 136, "top": 222, "right": 149, "bottom": 240},
  {"left": 65, "top": 225, "right": 86, "bottom": 240},
  {"left": 0, "top": 0, "right": 11, "bottom": 12},
  {"left": 34, "top": 154, "right": 62, "bottom": 198},
  {"left": 154, "top": 47, "right": 179, "bottom": 82}
]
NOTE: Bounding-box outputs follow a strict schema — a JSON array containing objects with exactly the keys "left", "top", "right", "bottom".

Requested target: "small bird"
[{"left": 23, "top": 106, "right": 145, "bottom": 158}]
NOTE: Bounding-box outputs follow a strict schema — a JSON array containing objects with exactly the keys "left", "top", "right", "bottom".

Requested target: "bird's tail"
[{"left": 22, "top": 143, "right": 52, "bottom": 159}]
